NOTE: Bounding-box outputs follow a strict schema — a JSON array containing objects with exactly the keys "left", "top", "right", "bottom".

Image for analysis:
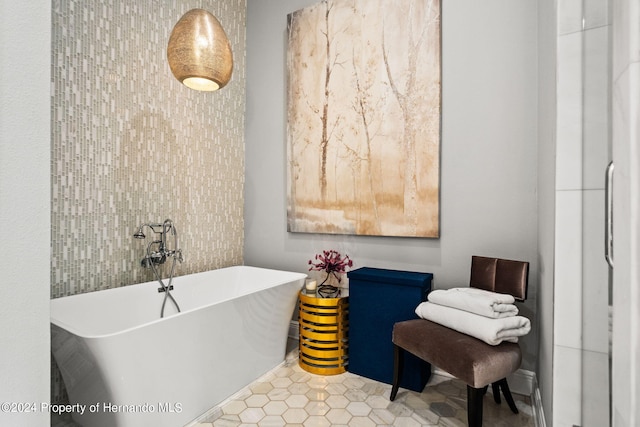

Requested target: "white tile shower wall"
[
  {"left": 555, "top": 30, "right": 583, "bottom": 191},
  {"left": 51, "top": 0, "right": 247, "bottom": 298},
  {"left": 553, "top": 0, "right": 611, "bottom": 425},
  {"left": 554, "top": 190, "right": 583, "bottom": 350}
]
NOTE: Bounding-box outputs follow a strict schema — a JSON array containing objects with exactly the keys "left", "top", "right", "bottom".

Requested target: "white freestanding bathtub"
[{"left": 51, "top": 266, "right": 305, "bottom": 427}]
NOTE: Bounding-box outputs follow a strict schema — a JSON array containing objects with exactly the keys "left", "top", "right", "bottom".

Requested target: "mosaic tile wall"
[{"left": 51, "top": 0, "right": 247, "bottom": 298}]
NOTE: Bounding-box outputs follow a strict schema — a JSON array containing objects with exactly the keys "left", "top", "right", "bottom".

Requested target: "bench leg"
[
  {"left": 496, "top": 378, "right": 519, "bottom": 414},
  {"left": 390, "top": 344, "right": 404, "bottom": 401},
  {"left": 491, "top": 382, "right": 501, "bottom": 404},
  {"left": 467, "top": 385, "right": 484, "bottom": 427}
]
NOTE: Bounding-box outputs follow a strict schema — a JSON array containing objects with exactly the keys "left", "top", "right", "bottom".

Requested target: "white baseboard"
[
  {"left": 531, "top": 375, "right": 547, "bottom": 427},
  {"left": 508, "top": 368, "right": 535, "bottom": 396},
  {"left": 289, "top": 320, "right": 299, "bottom": 339},
  {"left": 433, "top": 367, "right": 547, "bottom": 426},
  {"left": 432, "top": 366, "right": 534, "bottom": 396}
]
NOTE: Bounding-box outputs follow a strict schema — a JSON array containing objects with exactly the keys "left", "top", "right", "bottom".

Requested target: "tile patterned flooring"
[
  {"left": 53, "top": 342, "right": 535, "bottom": 427},
  {"left": 192, "top": 348, "right": 534, "bottom": 427}
]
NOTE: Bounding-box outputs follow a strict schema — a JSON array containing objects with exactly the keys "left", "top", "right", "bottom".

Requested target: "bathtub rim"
[{"left": 50, "top": 265, "right": 306, "bottom": 339}]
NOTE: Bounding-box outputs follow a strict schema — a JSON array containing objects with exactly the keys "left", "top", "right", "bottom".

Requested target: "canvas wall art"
[{"left": 286, "top": 0, "right": 441, "bottom": 237}]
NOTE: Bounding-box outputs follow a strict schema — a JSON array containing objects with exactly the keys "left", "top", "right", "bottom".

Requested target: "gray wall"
[
  {"left": 0, "top": 1, "right": 51, "bottom": 426},
  {"left": 244, "top": 0, "right": 539, "bottom": 371}
]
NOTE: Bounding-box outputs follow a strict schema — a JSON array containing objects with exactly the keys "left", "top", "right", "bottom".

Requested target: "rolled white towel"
[
  {"left": 415, "top": 301, "right": 531, "bottom": 346},
  {"left": 427, "top": 287, "right": 519, "bottom": 318}
]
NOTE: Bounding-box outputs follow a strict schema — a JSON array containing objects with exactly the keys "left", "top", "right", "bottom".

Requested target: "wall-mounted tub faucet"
[
  {"left": 133, "top": 219, "right": 183, "bottom": 268},
  {"left": 133, "top": 219, "right": 183, "bottom": 317}
]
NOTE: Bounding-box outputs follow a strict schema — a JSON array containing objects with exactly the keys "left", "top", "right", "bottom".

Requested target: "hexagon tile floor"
[{"left": 190, "top": 350, "right": 534, "bottom": 427}]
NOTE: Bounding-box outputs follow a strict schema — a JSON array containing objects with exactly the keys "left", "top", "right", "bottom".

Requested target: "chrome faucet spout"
[
  {"left": 161, "top": 219, "right": 174, "bottom": 253},
  {"left": 133, "top": 223, "right": 163, "bottom": 239}
]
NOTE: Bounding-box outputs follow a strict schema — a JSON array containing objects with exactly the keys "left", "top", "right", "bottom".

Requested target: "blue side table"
[{"left": 347, "top": 267, "right": 433, "bottom": 392}]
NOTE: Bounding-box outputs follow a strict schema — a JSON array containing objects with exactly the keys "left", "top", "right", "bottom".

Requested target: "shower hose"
[{"left": 147, "top": 242, "right": 181, "bottom": 318}]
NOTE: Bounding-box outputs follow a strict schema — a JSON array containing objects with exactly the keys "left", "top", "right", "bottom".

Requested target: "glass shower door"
[{"left": 580, "top": 2, "right": 612, "bottom": 425}]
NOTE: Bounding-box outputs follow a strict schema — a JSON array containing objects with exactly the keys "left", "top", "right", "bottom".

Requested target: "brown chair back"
[{"left": 469, "top": 256, "right": 528, "bottom": 301}]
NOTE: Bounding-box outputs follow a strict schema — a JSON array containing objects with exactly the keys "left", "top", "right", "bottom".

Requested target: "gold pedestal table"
[{"left": 298, "top": 290, "right": 349, "bottom": 375}]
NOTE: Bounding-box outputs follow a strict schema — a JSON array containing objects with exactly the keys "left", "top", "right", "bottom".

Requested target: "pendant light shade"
[{"left": 167, "top": 9, "right": 233, "bottom": 91}]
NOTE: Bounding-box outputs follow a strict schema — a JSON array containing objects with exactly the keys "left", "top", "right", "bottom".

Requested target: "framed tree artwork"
[{"left": 286, "top": 0, "right": 441, "bottom": 238}]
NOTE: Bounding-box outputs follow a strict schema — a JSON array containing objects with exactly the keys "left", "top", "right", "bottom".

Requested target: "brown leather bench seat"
[{"left": 392, "top": 319, "right": 521, "bottom": 389}]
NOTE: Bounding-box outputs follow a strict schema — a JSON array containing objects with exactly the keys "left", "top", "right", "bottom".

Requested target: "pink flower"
[{"left": 308, "top": 250, "right": 353, "bottom": 280}]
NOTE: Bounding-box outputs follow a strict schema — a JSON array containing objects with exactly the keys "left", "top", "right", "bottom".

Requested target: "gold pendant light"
[{"left": 167, "top": 9, "right": 233, "bottom": 91}]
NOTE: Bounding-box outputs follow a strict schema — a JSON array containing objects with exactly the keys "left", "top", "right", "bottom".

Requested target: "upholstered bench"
[{"left": 389, "top": 256, "right": 529, "bottom": 427}]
